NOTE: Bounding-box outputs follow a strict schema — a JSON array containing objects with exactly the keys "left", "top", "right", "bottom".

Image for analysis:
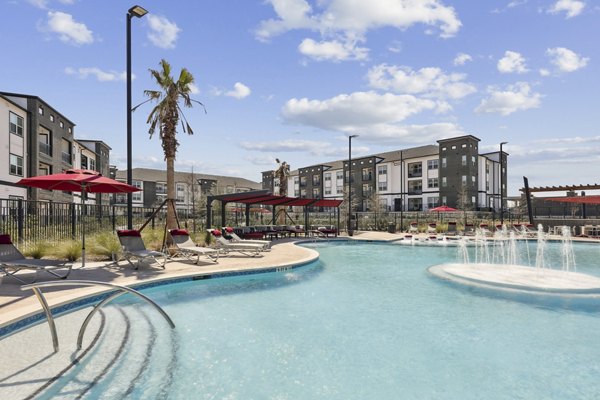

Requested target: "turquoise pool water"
[{"left": 14, "top": 241, "right": 600, "bottom": 399}]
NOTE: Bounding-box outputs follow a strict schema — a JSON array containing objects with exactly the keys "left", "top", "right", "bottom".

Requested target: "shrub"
[
  {"left": 22, "top": 240, "right": 52, "bottom": 259},
  {"left": 53, "top": 239, "right": 82, "bottom": 262},
  {"left": 89, "top": 232, "right": 122, "bottom": 260},
  {"left": 141, "top": 228, "right": 164, "bottom": 251}
]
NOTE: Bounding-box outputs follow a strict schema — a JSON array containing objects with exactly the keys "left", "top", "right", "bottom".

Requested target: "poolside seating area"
[
  {"left": 209, "top": 229, "right": 266, "bottom": 256},
  {"left": 168, "top": 229, "right": 219, "bottom": 264},
  {"left": 117, "top": 229, "right": 168, "bottom": 269}
]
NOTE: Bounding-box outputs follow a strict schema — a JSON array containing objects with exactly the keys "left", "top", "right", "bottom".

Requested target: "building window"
[
  {"left": 362, "top": 167, "right": 373, "bottom": 181},
  {"left": 61, "top": 139, "right": 72, "bottom": 164},
  {"left": 38, "top": 126, "right": 52, "bottom": 156},
  {"left": 427, "top": 197, "right": 439, "bottom": 209},
  {"left": 408, "top": 198, "right": 423, "bottom": 211},
  {"left": 442, "top": 196, "right": 447, "bottom": 205},
  {"left": 471, "top": 196, "right": 476, "bottom": 204},
  {"left": 428, "top": 178, "right": 438, "bottom": 188},
  {"left": 300, "top": 176, "right": 306, "bottom": 187},
  {"left": 441, "top": 157, "right": 447, "bottom": 168},
  {"left": 336, "top": 171, "right": 343, "bottom": 181},
  {"left": 312, "top": 188, "right": 320, "bottom": 198},
  {"left": 378, "top": 181, "right": 388, "bottom": 191},
  {"left": 408, "top": 180, "right": 422, "bottom": 195},
  {"left": 176, "top": 183, "right": 186, "bottom": 203},
  {"left": 132, "top": 180, "right": 142, "bottom": 202},
  {"left": 81, "top": 155, "right": 88, "bottom": 170},
  {"left": 462, "top": 143, "right": 467, "bottom": 148},
  {"left": 38, "top": 106, "right": 44, "bottom": 115},
  {"left": 68, "top": 127, "right": 72, "bottom": 134},
  {"left": 9, "top": 154, "right": 23, "bottom": 176},
  {"left": 9, "top": 112, "right": 24, "bottom": 136},
  {"left": 39, "top": 162, "right": 52, "bottom": 176},
  {"left": 472, "top": 156, "right": 476, "bottom": 165},
  {"left": 462, "top": 175, "right": 467, "bottom": 185},
  {"left": 461, "top": 155, "right": 467, "bottom": 166},
  {"left": 337, "top": 187, "right": 344, "bottom": 194},
  {"left": 324, "top": 173, "right": 331, "bottom": 181},
  {"left": 362, "top": 183, "right": 372, "bottom": 197},
  {"left": 324, "top": 187, "right": 331, "bottom": 195},
  {"left": 442, "top": 177, "right": 447, "bottom": 187},
  {"left": 408, "top": 162, "right": 422, "bottom": 178},
  {"left": 472, "top": 176, "right": 476, "bottom": 185},
  {"left": 89, "top": 158, "right": 96, "bottom": 171},
  {"left": 427, "top": 160, "right": 438, "bottom": 170},
  {"left": 451, "top": 145, "right": 456, "bottom": 150},
  {"left": 60, "top": 121, "right": 64, "bottom": 129},
  {"left": 49, "top": 114, "right": 55, "bottom": 122},
  {"left": 312, "top": 174, "right": 320, "bottom": 186},
  {"left": 378, "top": 165, "right": 387, "bottom": 175},
  {"left": 441, "top": 147, "right": 446, "bottom": 151},
  {"left": 156, "top": 182, "right": 167, "bottom": 195}
]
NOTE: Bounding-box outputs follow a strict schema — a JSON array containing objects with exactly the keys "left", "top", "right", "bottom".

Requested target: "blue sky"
[{"left": 1, "top": 0, "right": 598, "bottom": 195}]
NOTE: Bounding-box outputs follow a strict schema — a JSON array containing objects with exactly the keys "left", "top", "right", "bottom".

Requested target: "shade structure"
[
  {"left": 17, "top": 169, "right": 141, "bottom": 267},
  {"left": 429, "top": 205, "right": 458, "bottom": 212},
  {"left": 544, "top": 196, "right": 600, "bottom": 205}
]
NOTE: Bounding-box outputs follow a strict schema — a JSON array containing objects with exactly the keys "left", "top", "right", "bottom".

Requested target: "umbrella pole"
[{"left": 81, "top": 185, "right": 86, "bottom": 268}]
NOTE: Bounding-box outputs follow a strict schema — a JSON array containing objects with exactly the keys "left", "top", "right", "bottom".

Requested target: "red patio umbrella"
[
  {"left": 429, "top": 205, "right": 458, "bottom": 212},
  {"left": 17, "top": 169, "right": 141, "bottom": 267}
]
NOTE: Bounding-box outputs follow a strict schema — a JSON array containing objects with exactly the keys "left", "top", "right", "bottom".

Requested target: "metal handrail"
[{"left": 21, "top": 280, "right": 176, "bottom": 353}]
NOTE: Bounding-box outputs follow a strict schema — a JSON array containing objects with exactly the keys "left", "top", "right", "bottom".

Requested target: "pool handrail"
[{"left": 21, "top": 280, "right": 176, "bottom": 352}]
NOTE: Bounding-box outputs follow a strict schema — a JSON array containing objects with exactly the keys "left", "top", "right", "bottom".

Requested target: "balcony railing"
[
  {"left": 61, "top": 152, "right": 72, "bottom": 164},
  {"left": 408, "top": 170, "right": 422, "bottom": 178},
  {"left": 39, "top": 142, "right": 52, "bottom": 156},
  {"left": 408, "top": 189, "right": 423, "bottom": 195}
]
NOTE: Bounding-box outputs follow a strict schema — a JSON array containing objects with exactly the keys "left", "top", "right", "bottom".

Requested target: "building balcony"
[
  {"left": 39, "top": 142, "right": 52, "bottom": 156},
  {"left": 61, "top": 152, "right": 72, "bottom": 164},
  {"left": 408, "top": 171, "right": 422, "bottom": 178},
  {"left": 408, "top": 189, "right": 423, "bottom": 195}
]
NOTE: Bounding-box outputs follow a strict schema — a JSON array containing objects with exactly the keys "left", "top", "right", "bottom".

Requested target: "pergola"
[
  {"left": 206, "top": 190, "right": 343, "bottom": 229},
  {"left": 544, "top": 195, "right": 600, "bottom": 205}
]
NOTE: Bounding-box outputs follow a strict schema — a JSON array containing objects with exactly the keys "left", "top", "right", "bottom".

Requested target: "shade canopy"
[
  {"left": 17, "top": 169, "right": 141, "bottom": 193},
  {"left": 214, "top": 192, "right": 343, "bottom": 208},
  {"left": 544, "top": 196, "right": 600, "bottom": 205},
  {"left": 429, "top": 205, "right": 458, "bottom": 212}
]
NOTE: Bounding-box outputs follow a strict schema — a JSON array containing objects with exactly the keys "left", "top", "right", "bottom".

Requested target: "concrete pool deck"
[{"left": 1, "top": 231, "right": 598, "bottom": 329}]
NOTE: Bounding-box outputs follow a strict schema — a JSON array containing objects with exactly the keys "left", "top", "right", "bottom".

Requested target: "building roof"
[
  {"left": 0, "top": 91, "right": 76, "bottom": 126},
  {"left": 115, "top": 168, "right": 261, "bottom": 190},
  {"left": 77, "top": 139, "right": 113, "bottom": 151},
  {"left": 437, "top": 134, "right": 481, "bottom": 143},
  {"left": 0, "top": 94, "right": 28, "bottom": 112}
]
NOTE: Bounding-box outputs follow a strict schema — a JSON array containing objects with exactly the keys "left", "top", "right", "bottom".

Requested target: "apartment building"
[
  {"left": 75, "top": 140, "right": 112, "bottom": 206},
  {"left": 262, "top": 135, "right": 508, "bottom": 212},
  {"left": 0, "top": 94, "right": 28, "bottom": 200},
  {"left": 113, "top": 168, "right": 262, "bottom": 211},
  {"left": 0, "top": 92, "right": 76, "bottom": 203}
]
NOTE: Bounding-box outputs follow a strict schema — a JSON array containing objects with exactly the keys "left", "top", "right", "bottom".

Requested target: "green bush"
[
  {"left": 22, "top": 240, "right": 52, "bottom": 259},
  {"left": 53, "top": 239, "right": 82, "bottom": 262},
  {"left": 141, "top": 227, "right": 164, "bottom": 251},
  {"left": 89, "top": 232, "right": 122, "bottom": 260}
]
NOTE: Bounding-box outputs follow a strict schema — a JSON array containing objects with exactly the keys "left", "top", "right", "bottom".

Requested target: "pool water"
[{"left": 9, "top": 241, "right": 600, "bottom": 399}]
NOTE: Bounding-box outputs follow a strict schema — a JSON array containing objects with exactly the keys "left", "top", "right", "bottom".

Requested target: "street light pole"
[
  {"left": 126, "top": 5, "right": 148, "bottom": 230},
  {"left": 499, "top": 141, "right": 508, "bottom": 225},
  {"left": 347, "top": 134, "right": 358, "bottom": 236}
]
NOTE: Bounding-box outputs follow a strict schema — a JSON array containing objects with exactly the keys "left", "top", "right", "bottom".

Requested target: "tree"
[{"left": 144, "top": 59, "right": 204, "bottom": 229}]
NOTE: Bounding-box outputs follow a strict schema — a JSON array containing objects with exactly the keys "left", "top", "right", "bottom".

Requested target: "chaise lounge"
[
  {"left": 0, "top": 234, "right": 72, "bottom": 284},
  {"left": 168, "top": 229, "right": 219, "bottom": 264},
  {"left": 117, "top": 229, "right": 168, "bottom": 269},
  {"left": 209, "top": 229, "right": 265, "bottom": 256}
]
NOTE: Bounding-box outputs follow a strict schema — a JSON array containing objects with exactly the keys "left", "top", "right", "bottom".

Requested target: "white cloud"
[
  {"left": 256, "top": 0, "right": 462, "bottom": 55},
  {"left": 241, "top": 139, "right": 361, "bottom": 157},
  {"left": 548, "top": 0, "right": 585, "bottom": 18},
  {"left": 282, "top": 91, "right": 437, "bottom": 131},
  {"left": 45, "top": 11, "right": 93, "bottom": 45},
  {"left": 147, "top": 15, "right": 180, "bottom": 49},
  {"left": 475, "top": 82, "right": 541, "bottom": 116},
  {"left": 367, "top": 64, "right": 476, "bottom": 100},
  {"left": 28, "top": 0, "right": 48, "bottom": 8},
  {"left": 539, "top": 68, "right": 550, "bottom": 76},
  {"left": 497, "top": 51, "right": 528, "bottom": 74},
  {"left": 453, "top": 53, "right": 472, "bottom": 66},
  {"left": 298, "top": 38, "right": 368, "bottom": 62},
  {"left": 546, "top": 47, "right": 588, "bottom": 72},
  {"left": 225, "top": 82, "right": 251, "bottom": 99},
  {"left": 188, "top": 83, "right": 200, "bottom": 95},
  {"left": 64, "top": 67, "right": 127, "bottom": 81}
]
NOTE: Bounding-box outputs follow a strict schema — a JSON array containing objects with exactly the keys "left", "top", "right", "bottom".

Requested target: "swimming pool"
[{"left": 3, "top": 241, "right": 600, "bottom": 399}]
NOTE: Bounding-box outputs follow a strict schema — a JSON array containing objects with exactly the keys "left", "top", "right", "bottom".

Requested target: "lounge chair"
[
  {"left": 168, "top": 229, "right": 219, "bottom": 264},
  {"left": 464, "top": 223, "right": 475, "bottom": 236},
  {"left": 446, "top": 221, "right": 458, "bottom": 236},
  {"left": 117, "top": 230, "right": 168, "bottom": 269},
  {"left": 209, "top": 229, "right": 264, "bottom": 256},
  {"left": 312, "top": 226, "right": 337, "bottom": 238},
  {"left": 287, "top": 225, "right": 305, "bottom": 237},
  {"left": 0, "top": 234, "right": 72, "bottom": 284},
  {"left": 479, "top": 223, "right": 492, "bottom": 237},
  {"left": 222, "top": 227, "right": 271, "bottom": 249},
  {"left": 409, "top": 222, "right": 419, "bottom": 234},
  {"left": 427, "top": 223, "right": 437, "bottom": 234}
]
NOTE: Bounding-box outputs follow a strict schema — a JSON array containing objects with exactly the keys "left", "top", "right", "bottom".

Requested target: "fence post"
[
  {"left": 17, "top": 199, "right": 24, "bottom": 243},
  {"left": 112, "top": 206, "right": 116, "bottom": 231},
  {"left": 70, "top": 203, "right": 77, "bottom": 240}
]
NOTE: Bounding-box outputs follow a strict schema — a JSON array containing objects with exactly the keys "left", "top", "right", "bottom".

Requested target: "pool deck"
[{"left": 1, "top": 231, "right": 598, "bottom": 330}]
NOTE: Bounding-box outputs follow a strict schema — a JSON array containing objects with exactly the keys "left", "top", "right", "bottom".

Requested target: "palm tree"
[{"left": 144, "top": 59, "right": 204, "bottom": 229}]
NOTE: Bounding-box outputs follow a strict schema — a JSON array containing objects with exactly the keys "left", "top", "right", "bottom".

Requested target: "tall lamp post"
[
  {"left": 347, "top": 134, "right": 359, "bottom": 236},
  {"left": 499, "top": 141, "right": 508, "bottom": 225},
  {"left": 126, "top": 5, "right": 148, "bottom": 230}
]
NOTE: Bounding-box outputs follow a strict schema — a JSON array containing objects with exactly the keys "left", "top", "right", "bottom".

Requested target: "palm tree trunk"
[{"left": 166, "top": 156, "right": 177, "bottom": 229}]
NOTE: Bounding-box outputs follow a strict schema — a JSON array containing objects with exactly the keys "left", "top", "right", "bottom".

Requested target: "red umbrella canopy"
[
  {"left": 17, "top": 169, "right": 141, "bottom": 193},
  {"left": 429, "top": 205, "right": 458, "bottom": 212}
]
